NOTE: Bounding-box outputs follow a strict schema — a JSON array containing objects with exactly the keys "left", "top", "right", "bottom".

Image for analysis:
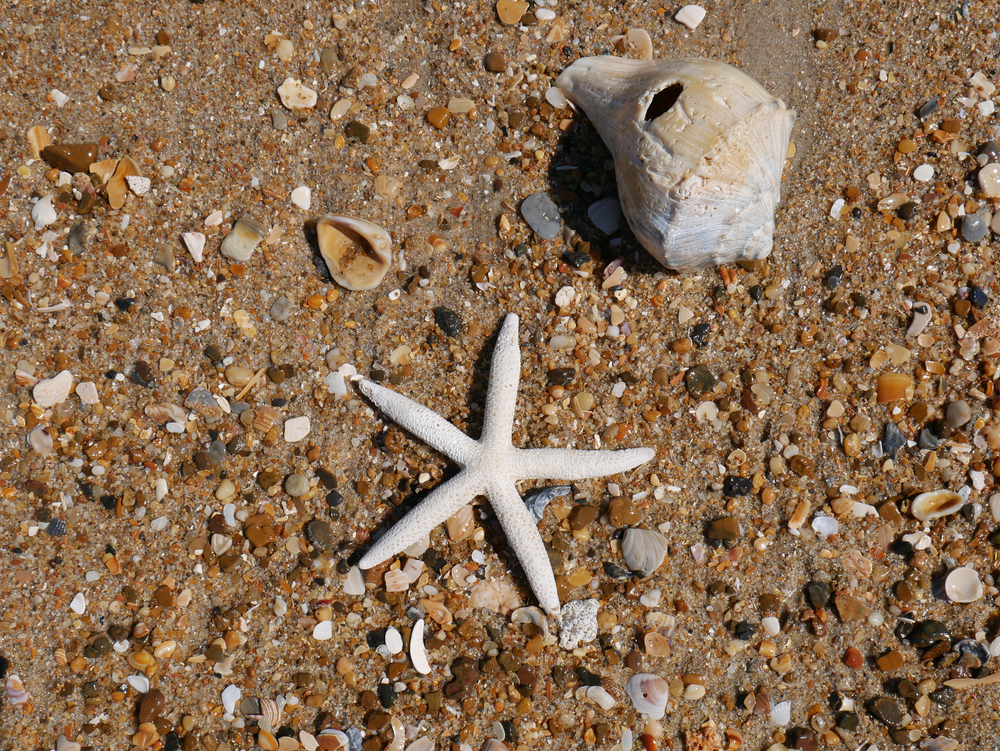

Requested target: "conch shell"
[{"left": 556, "top": 56, "right": 795, "bottom": 272}]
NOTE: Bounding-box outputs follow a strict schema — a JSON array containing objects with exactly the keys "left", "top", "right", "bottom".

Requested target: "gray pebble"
[
  {"left": 305, "top": 519, "right": 334, "bottom": 550},
  {"left": 270, "top": 108, "right": 288, "bottom": 131},
  {"left": 520, "top": 193, "right": 561, "bottom": 240},
  {"left": 207, "top": 440, "right": 227, "bottom": 465},
  {"left": 270, "top": 295, "right": 293, "bottom": 321},
  {"left": 68, "top": 223, "right": 87, "bottom": 255},
  {"left": 285, "top": 473, "right": 310, "bottom": 497},
  {"left": 946, "top": 400, "right": 971, "bottom": 428},
  {"left": 882, "top": 421, "right": 905, "bottom": 459}
]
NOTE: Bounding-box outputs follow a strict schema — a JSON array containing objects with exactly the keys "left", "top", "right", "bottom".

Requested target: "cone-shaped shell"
[
  {"left": 556, "top": 57, "right": 795, "bottom": 272},
  {"left": 316, "top": 214, "right": 392, "bottom": 291}
]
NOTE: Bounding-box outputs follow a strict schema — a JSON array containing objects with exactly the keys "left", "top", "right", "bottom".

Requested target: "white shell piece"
[
  {"left": 911, "top": 489, "right": 964, "bottom": 521},
  {"left": 405, "top": 738, "right": 435, "bottom": 751},
  {"left": 316, "top": 214, "right": 393, "bottom": 290},
  {"left": 70, "top": 592, "right": 86, "bottom": 614},
  {"left": 32, "top": 194, "right": 58, "bottom": 230},
  {"left": 586, "top": 685, "right": 617, "bottom": 710},
  {"left": 33, "top": 370, "right": 74, "bottom": 407},
  {"left": 312, "top": 620, "right": 333, "bottom": 640},
  {"left": 624, "top": 673, "right": 669, "bottom": 718},
  {"left": 762, "top": 616, "right": 780, "bottom": 636},
  {"left": 410, "top": 618, "right": 432, "bottom": 674},
  {"left": 5, "top": 674, "right": 30, "bottom": 705},
  {"left": 770, "top": 699, "right": 791, "bottom": 725},
  {"left": 343, "top": 565, "right": 366, "bottom": 595},
  {"left": 291, "top": 186, "right": 312, "bottom": 210},
  {"left": 556, "top": 57, "right": 794, "bottom": 272},
  {"left": 182, "top": 232, "right": 206, "bottom": 262},
  {"left": 621, "top": 527, "right": 668, "bottom": 576},
  {"left": 127, "top": 674, "right": 150, "bottom": 693},
  {"left": 511, "top": 606, "right": 550, "bottom": 641},
  {"left": 945, "top": 566, "right": 984, "bottom": 603},
  {"left": 277, "top": 78, "right": 317, "bottom": 109},
  {"left": 221, "top": 684, "right": 241, "bottom": 714},
  {"left": 56, "top": 734, "right": 82, "bottom": 751},
  {"left": 675, "top": 4, "right": 707, "bottom": 29},
  {"left": 384, "top": 626, "right": 404, "bottom": 654}
]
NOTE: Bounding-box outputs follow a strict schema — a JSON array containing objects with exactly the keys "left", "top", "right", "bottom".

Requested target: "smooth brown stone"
[
  {"left": 877, "top": 649, "right": 905, "bottom": 672},
  {"left": 139, "top": 688, "right": 165, "bottom": 723},
  {"left": 844, "top": 647, "right": 863, "bottom": 669},
  {"left": 42, "top": 143, "right": 99, "bottom": 174}
]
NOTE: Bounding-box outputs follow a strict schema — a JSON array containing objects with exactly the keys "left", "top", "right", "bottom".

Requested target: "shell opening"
[{"left": 644, "top": 82, "right": 683, "bottom": 121}]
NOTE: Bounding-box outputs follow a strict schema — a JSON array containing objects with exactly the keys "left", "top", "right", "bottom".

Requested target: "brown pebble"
[
  {"left": 484, "top": 50, "right": 506, "bottom": 72},
  {"left": 139, "top": 688, "right": 165, "bottom": 723},
  {"left": 568, "top": 504, "right": 599, "bottom": 531},
  {"left": 42, "top": 143, "right": 99, "bottom": 174},
  {"left": 98, "top": 84, "right": 116, "bottom": 101},
  {"left": 706, "top": 516, "right": 739, "bottom": 541},
  {"left": 426, "top": 107, "right": 450, "bottom": 129},
  {"left": 834, "top": 591, "right": 870, "bottom": 621},
  {"left": 877, "top": 649, "right": 905, "bottom": 672},
  {"left": 814, "top": 28, "right": 839, "bottom": 41},
  {"left": 608, "top": 497, "right": 640, "bottom": 526},
  {"left": 844, "top": 647, "right": 863, "bottom": 669},
  {"left": 155, "top": 30, "right": 171, "bottom": 45}
]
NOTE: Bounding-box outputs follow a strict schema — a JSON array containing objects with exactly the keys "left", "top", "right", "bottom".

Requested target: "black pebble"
[
  {"left": 563, "top": 251, "right": 591, "bottom": 268},
  {"left": 131, "top": 360, "right": 154, "bottom": 387},
  {"left": 115, "top": 297, "right": 135, "bottom": 311},
  {"left": 918, "top": 97, "right": 940, "bottom": 118},
  {"left": 434, "top": 306, "right": 462, "bottom": 337},
  {"left": 969, "top": 285, "right": 989, "bottom": 308},
  {"left": 377, "top": 682, "right": 396, "bottom": 708},
  {"left": 547, "top": 367, "right": 576, "bottom": 386},
  {"left": 897, "top": 202, "right": 917, "bottom": 220},
  {"left": 723, "top": 475, "right": 752, "bottom": 497},
  {"left": 326, "top": 489, "right": 344, "bottom": 507},
  {"left": 749, "top": 284, "right": 763, "bottom": 301},
  {"left": 807, "top": 581, "right": 831, "bottom": 609},
  {"left": 825, "top": 264, "right": 844, "bottom": 289},
  {"left": 691, "top": 322, "right": 710, "bottom": 348},
  {"left": 734, "top": 621, "right": 756, "bottom": 640},
  {"left": 882, "top": 421, "right": 905, "bottom": 458}
]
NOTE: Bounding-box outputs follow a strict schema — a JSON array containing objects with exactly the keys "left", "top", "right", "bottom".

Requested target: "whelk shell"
[
  {"left": 556, "top": 56, "right": 794, "bottom": 272},
  {"left": 621, "top": 527, "right": 669, "bottom": 577},
  {"left": 944, "top": 567, "right": 983, "bottom": 603},
  {"left": 910, "top": 489, "right": 964, "bottom": 522},
  {"left": 316, "top": 214, "right": 393, "bottom": 291},
  {"left": 5, "top": 673, "right": 30, "bottom": 705},
  {"left": 624, "top": 673, "right": 669, "bottom": 719}
]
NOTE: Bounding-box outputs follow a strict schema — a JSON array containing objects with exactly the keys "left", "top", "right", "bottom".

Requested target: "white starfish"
[{"left": 357, "top": 313, "right": 655, "bottom": 616}]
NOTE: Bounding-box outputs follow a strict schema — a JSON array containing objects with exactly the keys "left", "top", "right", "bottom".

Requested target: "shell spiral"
[{"left": 556, "top": 56, "right": 795, "bottom": 272}]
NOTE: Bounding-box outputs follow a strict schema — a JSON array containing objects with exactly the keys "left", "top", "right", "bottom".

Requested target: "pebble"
[
  {"left": 706, "top": 516, "right": 739, "bottom": 541},
  {"left": 675, "top": 4, "right": 707, "bottom": 30},
  {"left": 434, "top": 306, "right": 462, "bottom": 336},
  {"left": 285, "top": 473, "right": 309, "bottom": 497},
  {"left": 426, "top": 107, "right": 450, "bottom": 129},
  {"left": 806, "top": 582, "right": 830, "bottom": 608},
  {"left": 946, "top": 400, "right": 971, "bottom": 428},
  {"left": 844, "top": 647, "right": 863, "bottom": 669},
  {"left": 979, "top": 163, "right": 1000, "bottom": 197},
  {"left": 684, "top": 364, "right": 717, "bottom": 394},
  {"left": 496, "top": 0, "right": 529, "bottom": 25},
  {"left": 220, "top": 216, "right": 267, "bottom": 262},
  {"left": 306, "top": 520, "right": 334, "bottom": 551},
  {"left": 320, "top": 47, "right": 338, "bottom": 73},
  {"left": 182, "top": 232, "right": 206, "bottom": 262},
  {"left": 277, "top": 78, "right": 317, "bottom": 109},
  {"left": 139, "top": 688, "right": 165, "bottom": 723},
  {"left": 588, "top": 197, "right": 622, "bottom": 234},
  {"left": 284, "top": 416, "right": 310, "bottom": 442},
  {"left": 882, "top": 421, "right": 905, "bottom": 458},
  {"left": 877, "top": 649, "right": 905, "bottom": 672},
  {"left": 722, "top": 476, "right": 752, "bottom": 497},
  {"left": 484, "top": 50, "right": 506, "bottom": 72},
  {"left": 869, "top": 696, "right": 904, "bottom": 727},
  {"left": 345, "top": 120, "right": 370, "bottom": 142},
  {"left": 41, "top": 143, "right": 98, "bottom": 173},
  {"left": 290, "top": 186, "right": 311, "bottom": 210},
  {"left": 270, "top": 109, "right": 288, "bottom": 131},
  {"left": 270, "top": 295, "right": 293, "bottom": 321},
  {"left": 520, "top": 193, "right": 561, "bottom": 240},
  {"left": 908, "top": 619, "right": 950, "bottom": 648},
  {"left": 907, "top": 301, "right": 932, "bottom": 336},
  {"left": 275, "top": 38, "right": 293, "bottom": 61},
  {"left": 912, "top": 163, "right": 934, "bottom": 181}
]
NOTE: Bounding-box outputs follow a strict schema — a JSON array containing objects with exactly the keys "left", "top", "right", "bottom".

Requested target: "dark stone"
[
  {"left": 929, "top": 686, "right": 955, "bottom": 706},
  {"left": 684, "top": 364, "right": 717, "bottom": 394},
  {"left": 484, "top": 50, "right": 506, "bottom": 72},
  {"left": 568, "top": 504, "right": 599, "bottom": 531},
  {"left": 92, "top": 635, "right": 113, "bottom": 655},
  {"left": 576, "top": 667, "right": 602, "bottom": 686},
  {"left": 734, "top": 621, "right": 756, "bottom": 641},
  {"left": 825, "top": 264, "right": 844, "bottom": 289},
  {"left": 882, "top": 422, "right": 905, "bottom": 459},
  {"left": 918, "top": 97, "right": 940, "bottom": 118},
  {"left": 345, "top": 120, "right": 370, "bottom": 142},
  {"left": 897, "top": 202, "right": 917, "bottom": 220},
  {"left": 789, "top": 728, "right": 818, "bottom": 751},
  {"left": 115, "top": 297, "right": 135, "bottom": 311},
  {"left": 306, "top": 520, "right": 334, "bottom": 551},
  {"left": 868, "top": 696, "right": 904, "bottom": 727},
  {"left": 443, "top": 657, "right": 480, "bottom": 699},
  {"left": 326, "top": 489, "right": 344, "bottom": 507},
  {"left": 749, "top": 285, "right": 763, "bottom": 301},
  {"left": 433, "top": 306, "right": 462, "bottom": 337},
  {"left": 203, "top": 344, "right": 223, "bottom": 363},
  {"left": 548, "top": 367, "right": 576, "bottom": 386},
  {"left": 47, "top": 518, "right": 67, "bottom": 536},
  {"left": 41, "top": 143, "right": 99, "bottom": 173},
  {"left": 970, "top": 285, "right": 989, "bottom": 308},
  {"left": 918, "top": 425, "right": 941, "bottom": 449},
  {"left": 563, "top": 251, "right": 591, "bottom": 268},
  {"left": 691, "top": 322, "right": 710, "bottom": 347},
  {"left": 377, "top": 683, "right": 396, "bottom": 709},
  {"left": 807, "top": 582, "right": 830, "bottom": 609},
  {"left": 897, "top": 679, "right": 918, "bottom": 699},
  {"left": 908, "top": 619, "right": 950, "bottom": 648},
  {"left": 131, "top": 360, "right": 154, "bottom": 387},
  {"left": 978, "top": 141, "right": 1000, "bottom": 162},
  {"left": 723, "top": 476, "right": 752, "bottom": 497},
  {"left": 706, "top": 516, "right": 739, "bottom": 541}
]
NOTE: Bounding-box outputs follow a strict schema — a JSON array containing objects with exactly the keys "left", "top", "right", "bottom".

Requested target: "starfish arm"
[
  {"left": 358, "top": 472, "right": 480, "bottom": 569},
  {"left": 480, "top": 313, "right": 521, "bottom": 447},
  {"left": 514, "top": 446, "right": 655, "bottom": 481},
  {"left": 358, "top": 379, "right": 478, "bottom": 465},
  {"left": 488, "top": 480, "right": 561, "bottom": 616}
]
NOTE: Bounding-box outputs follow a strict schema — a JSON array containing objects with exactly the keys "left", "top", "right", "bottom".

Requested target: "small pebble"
[
  {"left": 484, "top": 50, "right": 506, "bottom": 72},
  {"left": 285, "top": 473, "right": 309, "bottom": 497},
  {"left": 290, "top": 186, "right": 311, "bottom": 210},
  {"left": 520, "top": 193, "right": 562, "bottom": 240},
  {"left": 220, "top": 216, "right": 267, "bottom": 262},
  {"left": 675, "top": 4, "right": 706, "bottom": 30}
]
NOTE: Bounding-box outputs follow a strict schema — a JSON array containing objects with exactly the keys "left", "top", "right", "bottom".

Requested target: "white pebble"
[
  {"left": 290, "top": 186, "right": 311, "bottom": 210},
  {"left": 762, "top": 616, "right": 780, "bottom": 636},
  {"left": 343, "top": 565, "right": 366, "bottom": 595},
  {"left": 312, "top": 620, "right": 333, "bottom": 641},
  {"left": 51, "top": 89, "right": 70, "bottom": 107},
  {"left": 913, "top": 164, "right": 934, "bottom": 182},
  {"left": 75, "top": 381, "right": 100, "bottom": 404},
  {"left": 554, "top": 285, "right": 576, "bottom": 308},
  {"left": 384, "top": 626, "right": 404, "bottom": 654},
  {"left": 829, "top": 197, "right": 845, "bottom": 218},
  {"left": 277, "top": 77, "right": 317, "bottom": 109},
  {"left": 221, "top": 684, "right": 241, "bottom": 714},
  {"left": 675, "top": 4, "right": 706, "bottom": 30},
  {"left": 284, "top": 415, "right": 310, "bottom": 442},
  {"left": 155, "top": 477, "right": 168, "bottom": 501},
  {"left": 545, "top": 86, "right": 568, "bottom": 109},
  {"left": 70, "top": 592, "right": 86, "bottom": 614},
  {"left": 205, "top": 210, "right": 224, "bottom": 226},
  {"left": 182, "top": 232, "right": 206, "bottom": 262},
  {"left": 127, "top": 175, "right": 151, "bottom": 196}
]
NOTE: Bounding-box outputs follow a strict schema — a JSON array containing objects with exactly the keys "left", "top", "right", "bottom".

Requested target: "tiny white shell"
[
  {"left": 585, "top": 685, "right": 617, "bottom": 710},
  {"left": 624, "top": 673, "right": 669, "bottom": 719},
  {"left": 911, "top": 489, "right": 964, "bottom": 521},
  {"left": 316, "top": 214, "right": 393, "bottom": 291},
  {"left": 621, "top": 527, "right": 668, "bottom": 577},
  {"left": 945, "top": 567, "right": 983, "bottom": 603},
  {"left": 771, "top": 699, "right": 791, "bottom": 725},
  {"left": 384, "top": 626, "right": 404, "bottom": 654},
  {"left": 556, "top": 57, "right": 794, "bottom": 272},
  {"left": 5, "top": 674, "right": 30, "bottom": 706},
  {"left": 410, "top": 618, "right": 432, "bottom": 674}
]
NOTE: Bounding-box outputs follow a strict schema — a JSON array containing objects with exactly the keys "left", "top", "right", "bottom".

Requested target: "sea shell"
[
  {"left": 33, "top": 370, "right": 74, "bottom": 407},
  {"left": 624, "top": 673, "right": 669, "bottom": 719},
  {"left": 56, "top": 733, "right": 82, "bottom": 751},
  {"left": 952, "top": 638, "right": 990, "bottom": 667},
  {"left": 944, "top": 566, "right": 983, "bottom": 603},
  {"left": 5, "top": 674, "right": 30, "bottom": 705},
  {"left": 910, "top": 489, "right": 964, "bottom": 521},
  {"left": 316, "top": 214, "right": 393, "bottom": 290},
  {"left": 556, "top": 57, "right": 794, "bottom": 272},
  {"left": 621, "top": 527, "right": 669, "bottom": 577},
  {"left": 409, "top": 618, "right": 432, "bottom": 675},
  {"left": 254, "top": 697, "right": 282, "bottom": 727},
  {"left": 511, "top": 605, "right": 550, "bottom": 641}
]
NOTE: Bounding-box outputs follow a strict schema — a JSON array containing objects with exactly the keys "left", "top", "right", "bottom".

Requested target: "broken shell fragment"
[
  {"left": 278, "top": 78, "right": 317, "bottom": 109},
  {"left": 106, "top": 156, "right": 142, "bottom": 210},
  {"left": 910, "top": 489, "right": 964, "bottom": 522},
  {"left": 625, "top": 673, "right": 669, "bottom": 719},
  {"left": 945, "top": 566, "right": 983, "bottom": 603},
  {"left": 621, "top": 527, "right": 668, "bottom": 577},
  {"left": 33, "top": 370, "right": 74, "bottom": 407},
  {"left": 316, "top": 214, "right": 393, "bottom": 290},
  {"left": 556, "top": 56, "right": 794, "bottom": 272},
  {"left": 876, "top": 372, "right": 913, "bottom": 403},
  {"left": 5, "top": 674, "right": 30, "bottom": 705},
  {"left": 220, "top": 216, "right": 267, "bottom": 262}
]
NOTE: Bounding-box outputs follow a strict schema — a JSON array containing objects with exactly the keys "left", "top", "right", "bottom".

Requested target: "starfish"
[{"left": 357, "top": 313, "right": 655, "bottom": 616}]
